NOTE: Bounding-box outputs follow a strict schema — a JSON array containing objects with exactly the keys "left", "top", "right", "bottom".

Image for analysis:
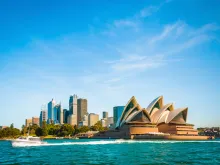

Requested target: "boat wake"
[{"left": 11, "top": 139, "right": 220, "bottom": 147}]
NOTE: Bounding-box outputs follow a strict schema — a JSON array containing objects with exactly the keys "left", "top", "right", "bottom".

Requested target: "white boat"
[
  {"left": 11, "top": 136, "right": 47, "bottom": 147},
  {"left": 11, "top": 124, "right": 47, "bottom": 147}
]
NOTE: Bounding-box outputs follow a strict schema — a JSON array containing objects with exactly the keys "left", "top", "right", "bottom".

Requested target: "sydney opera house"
[{"left": 95, "top": 96, "right": 211, "bottom": 140}]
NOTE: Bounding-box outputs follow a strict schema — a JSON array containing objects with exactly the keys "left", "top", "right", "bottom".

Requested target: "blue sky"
[{"left": 0, "top": 0, "right": 220, "bottom": 128}]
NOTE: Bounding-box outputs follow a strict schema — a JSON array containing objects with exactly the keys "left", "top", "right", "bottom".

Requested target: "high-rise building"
[
  {"left": 40, "top": 110, "right": 47, "bottom": 127},
  {"left": 107, "top": 117, "right": 114, "bottom": 128},
  {"left": 25, "top": 118, "right": 32, "bottom": 127},
  {"left": 88, "top": 113, "right": 99, "bottom": 127},
  {"left": 48, "top": 99, "right": 56, "bottom": 123},
  {"left": 32, "top": 117, "right": 40, "bottom": 126},
  {"left": 63, "top": 109, "right": 69, "bottom": 123},
  {"left": 103, "top": 111, "right": 108, "bottom": 119},
  {"left": 67, "top": 114, "right": 77, "bottom": 126},
  {"left": 101, "top": 119, "right": 107, "bottom": 127},
  {"left": 113, "top": 106, "right": 125, "bottom": 127},
  {"left": 77, "top": 98, "right": 87, "bottom": 125},
  {"left": 69, "top": 95, "right": 78, "bottom": 115},
  {"left": 78, "top": 114, "right": 88, "bottom": 127},
  {"left": 69, "top": 96, "right": 73, "bottom": 114},
  {"left": 57, "top": 104, "right": 63, "bottom": 124},
  {"left": 53, "top": 104, "right": 60, "bottom": 124}
]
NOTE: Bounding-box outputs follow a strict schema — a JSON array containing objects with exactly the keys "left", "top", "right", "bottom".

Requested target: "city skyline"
[
  {"left": 23, "top": 94, "right": 110, "bottom": 128},
  {"left": 0, "top": 0, "right": 220, "bottom": 128}
]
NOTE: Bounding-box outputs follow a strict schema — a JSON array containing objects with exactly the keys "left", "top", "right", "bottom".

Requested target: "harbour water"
[{"left": 1, "top": 139, "right": 220, "bottom": 164}]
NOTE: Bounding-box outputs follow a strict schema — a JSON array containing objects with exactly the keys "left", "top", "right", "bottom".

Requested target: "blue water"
[{"left": 1, "top": 139, "right": 220, "bottom": 165}]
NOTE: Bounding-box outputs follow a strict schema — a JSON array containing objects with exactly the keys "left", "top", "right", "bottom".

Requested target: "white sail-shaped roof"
[
  {"left": 166, "top": 108, "right": 188, "bottom": 124},
  {"left": 116, "top": 95, "right": 189, "bottom": 128},
  {"left": 147, "top": 96, "right": 163, "bottom": 116},
  {"left": 151, "top": 103, "right": 174, "bottom": 123}
]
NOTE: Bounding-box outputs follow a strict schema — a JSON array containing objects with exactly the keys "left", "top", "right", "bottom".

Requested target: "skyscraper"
[
  {"left": 77, "top": 98, "right": 87, "bottom": 125},
  {"left": 113, "top": 106, "right": 125, "bottom": 127},
  {"left": 57, "top": 104, "right": 63, "bottom": 124},
  {"left": 69, "top": 95, "right": 78, "bottom": 115},
  {"left": 63, "top": 109, "right": 69, "bottom": 123},
  {"left": 53, "top": 104, "right": 59, "bottom": 124},
  {"left": 103, "top": 111, "right": 108, "bottom": 119},
  {"left": 48, "top": 99, "right": 56, "bottom": 123},
  {"left": 88, "top": 113, "right": 99, "bottom": 127},
  {"left": 40, "top": 110, "right": 47, "bottom": 127}
]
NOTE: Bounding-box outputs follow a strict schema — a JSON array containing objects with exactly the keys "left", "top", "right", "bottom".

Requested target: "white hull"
[{"left": 11, "top": 138, "right": 47, "bottom": 147}]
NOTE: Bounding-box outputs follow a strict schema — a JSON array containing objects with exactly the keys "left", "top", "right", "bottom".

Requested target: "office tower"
[
  {"left": 69, "top": 96, "right": 73, "bottom": 114},
  {"left": 63, "top": 109, "right": 69, "bottom": 123},
  {"left": 103, "top": 111, "right": 108, "bottom": 119},
  {"left": 107, "top": 117, "right": 114, "bottom": 128},
  {"left": 78, "top": 114, "right": 88, "bottom": 127},
  {"left": 40, "top": 110, "right": 47, "bottom": 127},
  {"left": 32, "top": 117, "right": 40, "bottom": 126},
  {"left": 69, "top": 94, "right": 78, "bottom": 115},
  {"left": 48, "top": 99, "right": 56, "bottom": 123},
  {"left": 113, "top": 106, "right": 125, "bottom": 127},
  {"left": 101, "top": 119, "right": 107, "bottom": 127},
  {"left": 77, "top": 98, "right": 87, "bottom": 125},
  {"left": 25, "top": 118, "right": 32, "bottom": 127},
  {"left": 88, "top": 113, "right": 99, "bottom": 127},
  {"left": 53, "top": 104, "right": 59, "bottom": 124},
  {"left": 57, "top": 104, "right": 63, "bottom": 124},
  {"left": 67, "top": 114, "right": 77, "bottom": 126}
]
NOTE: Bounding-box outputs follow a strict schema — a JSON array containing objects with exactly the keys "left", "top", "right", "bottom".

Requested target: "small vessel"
[
  {"left": 11, "top": 124, "right": 47, "bottom": 147},
  {"left": 11, "top": 136, "right": 47, "bottom": 146}
]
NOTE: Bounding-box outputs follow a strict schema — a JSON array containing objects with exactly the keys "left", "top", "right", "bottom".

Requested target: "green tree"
[
  {"left": 79, "top": 126, "right": 89, "bottom": 133},
  {"left": 47, "top": 123, "right": 55, "bottom": 135},
  {"left": 0, "top": 126, "right": 20, "bottom": 138},
  {"left": 90, "top": 121, "right": 105, "bottom": 131},
  {"left": 10, "top": 123, "right": 14, "bottom": 129},
  {"left": 35, "top": 127, "right": 43, "bottom": 136},
  {"left": 59, "top": 124, "right": 74, "bottom": 136},
  {"left": 41, "top": 121, "right": 48, "bottom": 136},
  {"left": 21, "top": 125, "right": 27, "bottom": 135}
]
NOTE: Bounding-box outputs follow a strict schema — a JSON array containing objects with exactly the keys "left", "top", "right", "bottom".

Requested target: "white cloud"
[
  {"left": 137, "top": 0, "right": 173, "bottom": 18},
  {"left": 149, "top": 21, "right": 186, "bottom": 44},
  {"left": 114, "top": 20, "right": 137, "bottom": 28},
  {"left": 105, "top": 20, "right": 219, "bottom": 73},
  {"left": 103, "top": 0, "right": 172, "bottom": 35},
  {"left": 139, "top": 6, "right": 160, "bottom": 18}
]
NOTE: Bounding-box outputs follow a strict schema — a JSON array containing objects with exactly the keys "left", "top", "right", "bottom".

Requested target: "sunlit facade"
[{"left": 115, "top": 96, "right": 198, "bottom": 136}]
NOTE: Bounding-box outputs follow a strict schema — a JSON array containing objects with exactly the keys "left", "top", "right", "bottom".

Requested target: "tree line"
[
  {"left": 0, "top": 121, "right": 108, "bottom": 138},
  {"left": 24, "top": 121, "right": 108, "bottom": 137},
  {"left": 0, "top": 124, "right": 20, "bottom": 138}
]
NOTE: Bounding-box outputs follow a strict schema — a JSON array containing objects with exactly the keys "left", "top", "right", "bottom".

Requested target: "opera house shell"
[{"left": 116, "top": 96, "right": 198, "bottom": 136}]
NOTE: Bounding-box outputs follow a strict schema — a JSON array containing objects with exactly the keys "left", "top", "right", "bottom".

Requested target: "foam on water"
[{"left": 11, "top": 139, "right": 220, "bottom": 147}]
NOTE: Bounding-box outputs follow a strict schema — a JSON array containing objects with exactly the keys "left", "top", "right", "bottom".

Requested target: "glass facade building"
[
  {"left": 63, "top": 109, "right": 69, "bottom": 124},
  {"left": 47, "top": 99, "right": 56, "bottom": 123},
  {"left": 113, "top": 106, "right": 125, "bottom": 127}
]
